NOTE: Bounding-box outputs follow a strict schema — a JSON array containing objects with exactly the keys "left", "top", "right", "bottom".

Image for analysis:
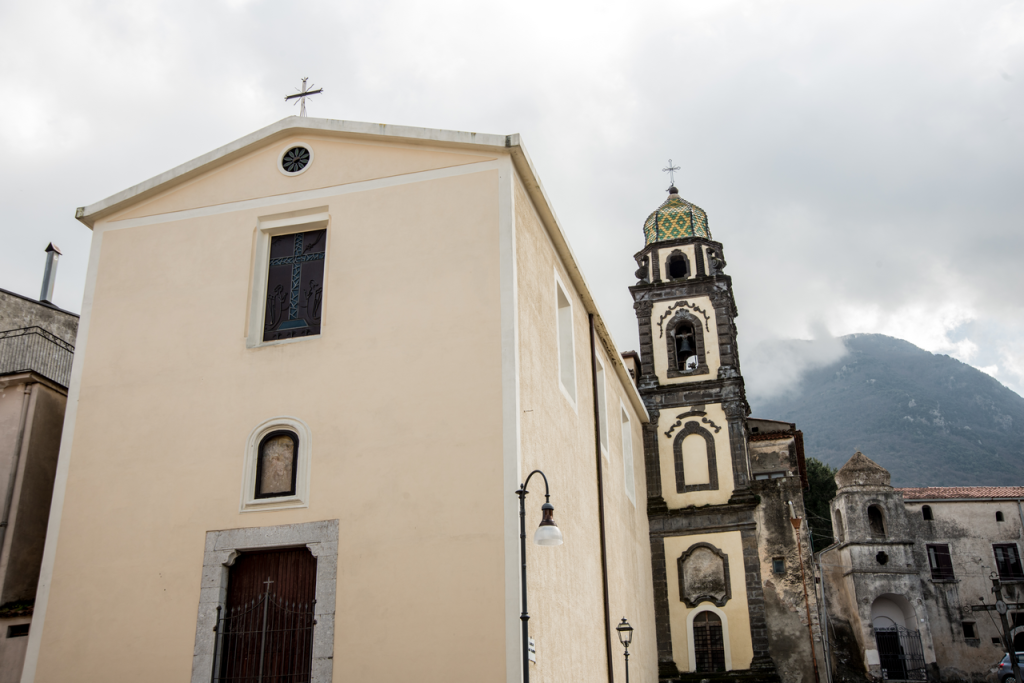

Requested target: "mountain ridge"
[{"left": 749, "top": 333, "right": 1024, "bottom": 487}]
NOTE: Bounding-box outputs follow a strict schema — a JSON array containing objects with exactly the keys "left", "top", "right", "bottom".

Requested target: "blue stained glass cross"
[{"left": 269, "top": 233, "right": 325, "bottom": 330}]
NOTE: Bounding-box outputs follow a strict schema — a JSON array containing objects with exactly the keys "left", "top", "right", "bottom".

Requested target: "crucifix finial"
[
  {"left": 263, "top": 576, "right": 274, "bottom": 593},
  {"left": 662, "top": 159, "right": 680, "bottom": 191},
  {"left": 284, "top": 78, "right": 324, "bottom": 117}
]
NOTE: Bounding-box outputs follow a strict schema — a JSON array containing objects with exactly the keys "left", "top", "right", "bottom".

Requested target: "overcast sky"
[{"left": 2, "top": 0, "right": 1022, "bottom": 398}]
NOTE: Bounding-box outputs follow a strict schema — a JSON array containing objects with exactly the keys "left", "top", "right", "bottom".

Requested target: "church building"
[{"left": 20, "top": 116, "right": 820, "bottom": 683}]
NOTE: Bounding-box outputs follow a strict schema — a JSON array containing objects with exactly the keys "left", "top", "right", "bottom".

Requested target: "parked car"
[{"left": 993, "top": 654, "right": 1024, "bottom": 683}]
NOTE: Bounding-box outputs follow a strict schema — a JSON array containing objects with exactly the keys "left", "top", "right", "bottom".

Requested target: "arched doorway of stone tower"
[
  {"left": 1011, "top": 626, "right": 1024, "bottom": 651},
  {"left": 871, "top": 594, "right": 927, "bottom": 681}
]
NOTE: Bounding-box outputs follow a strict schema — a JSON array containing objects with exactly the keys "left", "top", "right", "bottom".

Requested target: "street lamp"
[
  {"left": 617, "top": 617, "right": 634, "bottom": 683},
  {"left": 516, "top": 470, "right": 563, "bottom": 683}
]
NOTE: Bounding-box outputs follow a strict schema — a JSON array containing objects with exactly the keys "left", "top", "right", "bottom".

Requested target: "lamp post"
[
  {"left": 516, "top": 470, "right": 563, "bottom": 683},
  {"left": 617, "top": 617, "right": 634, "bottom": 683}
]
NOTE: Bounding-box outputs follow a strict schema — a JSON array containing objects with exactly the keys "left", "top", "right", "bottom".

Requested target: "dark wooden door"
[{"left": 216, "top": 547, "right": 317, "bottom": 683}]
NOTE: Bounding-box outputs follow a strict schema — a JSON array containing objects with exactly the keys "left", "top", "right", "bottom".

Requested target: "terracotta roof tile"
[{"left": 896, "top": 487, "right": 1024, "bottom": 500}]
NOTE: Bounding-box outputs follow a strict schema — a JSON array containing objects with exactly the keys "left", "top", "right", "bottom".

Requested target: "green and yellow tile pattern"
[{"left": 643, "top": 194, "right": 711, "bottom": 245}]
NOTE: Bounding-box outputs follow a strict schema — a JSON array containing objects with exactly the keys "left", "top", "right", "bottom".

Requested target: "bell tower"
[{"left": 632, "top": 184, "right": 778, "bottom": 681}]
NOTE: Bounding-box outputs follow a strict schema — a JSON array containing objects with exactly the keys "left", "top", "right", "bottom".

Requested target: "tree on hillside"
[{"left": 804, "top": 457, "right": 837, "bottom": 552}]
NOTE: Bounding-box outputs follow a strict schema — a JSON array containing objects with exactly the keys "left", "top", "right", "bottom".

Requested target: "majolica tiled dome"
[{"left": 643, "top": 187, "right": 711, "bottom": 245}]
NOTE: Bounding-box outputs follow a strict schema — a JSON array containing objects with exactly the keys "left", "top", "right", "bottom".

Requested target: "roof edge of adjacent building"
[{"left": 896, "top": 487, "right": 1024, "bottom": 501}]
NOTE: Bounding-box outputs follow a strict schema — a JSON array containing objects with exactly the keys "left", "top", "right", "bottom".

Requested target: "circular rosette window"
[{"left": 279, "top": 145, "right": 313, "bottom": 176}]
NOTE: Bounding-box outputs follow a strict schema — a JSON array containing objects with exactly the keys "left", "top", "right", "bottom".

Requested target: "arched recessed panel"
[
  {"left": 682, "top": 434, "right": 711, "bottom": 485},
  {"left": 834, "top": 509, "right": 845, "bottom": 541},
  {"left": 673, "top": 422, "right": 719, "bottom": 493}
]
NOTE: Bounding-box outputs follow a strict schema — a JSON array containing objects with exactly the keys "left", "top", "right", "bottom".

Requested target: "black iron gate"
[
  {"left": 875, "top": 625, "right": 927, "bottom": 681},
  {"left": 212, "top": 580, "right": 315, "bottom": 683}
]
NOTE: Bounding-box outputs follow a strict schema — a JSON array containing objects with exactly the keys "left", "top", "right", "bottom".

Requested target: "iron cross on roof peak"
[
  {"left": 662, "top": 159, "right": 680, "bottom": 192},
  {"left": 284, "top": 78, "right": 324, "bottom": 117}
]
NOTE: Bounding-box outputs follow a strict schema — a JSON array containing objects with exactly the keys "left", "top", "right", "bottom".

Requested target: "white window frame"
[
  {"left": 247, "top": 211, "right": 330, "bottom": 349},
  {"left": 621, "top": 403, "right": 636, "bottom": 506},
  {"left": 686, "top": 604, "right": 733, "bottom": 672},
  {"left": 595, "top": 354, "right": 608, "bottom": 455},
  {"left": 241, "top": 416, "right": 312, "bottom": 512},
  {"left": 554, "top": 271, "right": 577, "bottom": 407}
]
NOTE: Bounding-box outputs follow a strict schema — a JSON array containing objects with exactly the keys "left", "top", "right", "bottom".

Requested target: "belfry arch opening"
[
  {"left": 675, "top": 323, "right": 698, "bottom": 371},
  {"left": 868, "top": 504, "right": 887, "bottom": 538},
  {"left": 667, "top": 252, "right": 690, "bottom": 279}
]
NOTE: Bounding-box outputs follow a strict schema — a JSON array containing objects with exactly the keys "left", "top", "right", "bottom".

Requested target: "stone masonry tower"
[{"left": 631, "top": 185, "right": 779, "bottom": 681}]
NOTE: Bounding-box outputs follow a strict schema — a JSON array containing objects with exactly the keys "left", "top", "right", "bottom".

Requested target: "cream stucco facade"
[{"left": 24, "top": 118, "right": 655, "bottom": 683}]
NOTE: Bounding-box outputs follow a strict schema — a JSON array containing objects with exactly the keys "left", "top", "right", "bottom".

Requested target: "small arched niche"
[
  {"left": 868, "top": 504, "right": 887, "bottom": 538},
  {"left": 834, "top": 509, "right": 845, "bottom": 542},
  {"left": 922, "top": 505, "right": 933, "bottom": 521}
]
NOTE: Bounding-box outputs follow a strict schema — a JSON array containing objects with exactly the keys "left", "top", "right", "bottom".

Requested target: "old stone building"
[
  {"left": 0, "top": 254, "right": 77, "bottom": 683},
  {"left": 822, "top": 451, "right": 1023, "bottom": 682},
  {"left": 629, "top": 189, "right": 822, "bottom": 682}
]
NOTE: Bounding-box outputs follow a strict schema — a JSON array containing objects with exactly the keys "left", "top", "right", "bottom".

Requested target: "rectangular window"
[
  {"left": 772, "top": 558, "right": 786, "bottom": 574},
  {"left": 621, "top": 407, "right": 635, "bottom": 505},
  {"left": 595, "top": 356, "right": 607, "bottom": 452},
  {"left": 994, "top": 544, "right": 1024, "bottom": 580},
  {"left": 6, "top": 624, "right": 28, "bottom": 638},
  {"left": 556, "top": 279, "right": 576, "bottom": 402},
  {"left": 927, "top": 544, "right": 955, "bottom": 580},
  {"left": 263, "top": 229, "right": 326, "bottom": 342},
  {"left": 962, "top": 622, "right": 976, "bottom": 639}
]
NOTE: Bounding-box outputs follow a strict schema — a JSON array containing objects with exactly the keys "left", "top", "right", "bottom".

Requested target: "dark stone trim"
[
  {"left": 724, "top": 400, "right": 751, "bottom": 493},
  {"left": 665, "top": 309, "right": 710, "bottom": 378},
  {"left": 650, "top": 536, "right": 679, "bottom": 678},
  {"left": 695, "top": 244, "right": 706, "bottom": 276},
  {"left": 678, "top": 542, "right": 731, "bottom": 607},
  {"left": 641, "top": 377, "right": 748, "bottom": 415},
  {"left": 740, "top": 526, "right": 775, "bottom": 669},
  {"left": 652, "top": 247, "right": 662, "bottom": 283},
  {"left": 673, "top": 422, "right": 719, "bottom": 493},
  {"left": 633, "top": 299, "right": 658, "bottom": 390},
  {"left": 648, "top": 502, "right": 757, "bottom": 537},
  {"left": 666, "top": 249, "right": 690, "bottom": 280},
  {"left": 635, "top": 253, "right": 650, "bottom": 284},
  {"left": 643, "top": 409, "right": 663, "bottom": 501}
]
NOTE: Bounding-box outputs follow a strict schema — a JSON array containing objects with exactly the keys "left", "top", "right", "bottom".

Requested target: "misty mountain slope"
[{"left": 750, "top": 334, "right": 1024, "bottom": 487}]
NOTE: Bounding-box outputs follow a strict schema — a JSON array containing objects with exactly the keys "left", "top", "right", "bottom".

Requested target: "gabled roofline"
[
  {"left": 72, "top": 116, "right": 648, "bottom": 420},
  {"left": 75, "top": 116, "right": 511, "bottom": 229}
]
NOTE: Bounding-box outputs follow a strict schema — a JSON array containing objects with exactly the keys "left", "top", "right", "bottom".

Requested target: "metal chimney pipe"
[{"left": 40, "top": 243, "right": 61, "bottom": 303}]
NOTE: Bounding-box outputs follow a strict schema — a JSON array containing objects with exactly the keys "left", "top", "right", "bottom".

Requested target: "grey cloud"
[{"left": 0, "top": 0, "right": 1020, "bottom": 397}]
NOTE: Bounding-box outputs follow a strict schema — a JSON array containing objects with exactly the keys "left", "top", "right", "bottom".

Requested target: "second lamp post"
[{"left": 617, "top": 617, "right": 634, "bottom": 683}]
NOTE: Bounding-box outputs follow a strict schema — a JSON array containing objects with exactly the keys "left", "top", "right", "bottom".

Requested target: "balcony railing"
[{"left": 0, "top": 327, "right": 75, "bottom": 388}]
